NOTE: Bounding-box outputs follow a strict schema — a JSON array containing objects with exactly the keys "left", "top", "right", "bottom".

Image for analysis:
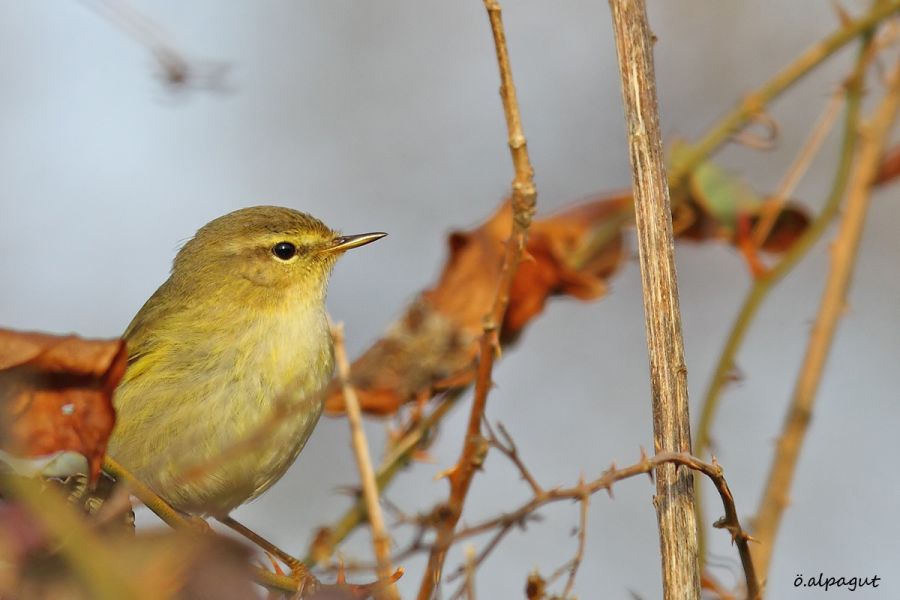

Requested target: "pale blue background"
[{"left": 1, "top": 1, "right": 898, "bottom": 598}]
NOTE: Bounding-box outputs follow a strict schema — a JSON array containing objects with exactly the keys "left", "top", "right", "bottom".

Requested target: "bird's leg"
[{"left": 217, "top": 516, "right": 319, "bottom": 589}]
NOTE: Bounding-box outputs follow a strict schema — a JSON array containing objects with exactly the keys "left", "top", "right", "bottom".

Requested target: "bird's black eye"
[{"left": 272, "top": 242, "right": 297, "bottom": 260}]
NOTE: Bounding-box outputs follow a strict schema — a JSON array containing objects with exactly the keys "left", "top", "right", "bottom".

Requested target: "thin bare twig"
[
  {"left": 608, "top": 1, "right": 700, "bottom": 598},
  {"left": 752, "top": 91, "right": 844, "bottom": 249},
  {"left": 444, "top": 449, "right": 758, "bottom": 600},
  {"left": 416, "top": 0, "right": 537, "bottom": 597},
  {"left": 560, "top": 478, "right": 589, "bottom": 598},
  {"left": 484, "top": 420, "right": 543, "bottom": 496},
  {"left": 332, "top": 322, "right": 400, "bottom": 599},
  {"left": 752, "top": 55, "right": 900, "bottom": 582}
]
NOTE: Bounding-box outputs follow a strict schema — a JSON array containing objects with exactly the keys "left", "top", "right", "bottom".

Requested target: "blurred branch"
[
  {"left": 751, "top": 92, "right": 843, "bottom": 250},
  {"left": 104, "top": 456, "right": 313, "bottom": 595},
  {"left": 1, "top": 475, "right": 150, "bottom": 600},
  {"left": 752, "top": 55, "right": 900, "bottom": 582},
  {"left": 81, "top": 0, "right": 230, "bottom": 92},
  {"left": 416, "top": 1, "right": 537, "bottom": 596},
  {"left": 331, "top": 322, "right": 401, "bottom": 600},
  {"left": 668, "top": 0, "right": 900, "bottom": 186},
  {"left": 306, "top": 390, "right": 462, "bottom": 565},
  {"left": 103, "top": 456, "right": 199, "bottom": 533},
  {"left": 692, "top": 22, "right": 877, "bottom": 569},
  {"left": 608, "top": 1, "right": 699, "bottom": 598}
]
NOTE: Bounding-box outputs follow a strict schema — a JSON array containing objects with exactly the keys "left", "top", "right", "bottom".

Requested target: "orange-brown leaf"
[
  {"left": 875, "top": 144, "right": 900, "bottom": 185},
  {"left": 0, "top": 329, "right": 126, "bottom": 482},
  {"left": 325, "top": 196, "right": 626, "bottom": 415}
]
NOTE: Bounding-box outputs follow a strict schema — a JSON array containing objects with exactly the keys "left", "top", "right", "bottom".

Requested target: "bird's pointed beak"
[{"left": 321, "top": 232, "right": 387, "bottom": 254}]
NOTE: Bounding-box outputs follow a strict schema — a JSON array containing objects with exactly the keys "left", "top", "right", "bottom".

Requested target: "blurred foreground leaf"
[{"left": 0, "top": 329, "right": 126, "bottom": 482}]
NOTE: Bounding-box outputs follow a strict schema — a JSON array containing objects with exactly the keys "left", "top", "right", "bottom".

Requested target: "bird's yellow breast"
[{"left": 108, "top": 285, "right": 334, "bottom": 516}]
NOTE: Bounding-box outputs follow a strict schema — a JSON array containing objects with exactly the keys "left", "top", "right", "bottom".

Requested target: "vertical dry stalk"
[
  {"left": 416, "top": 0, "right": 537, "bottom": 597},
  {"left": 752, "top": 57, "right": 900, "bottom": 583},
  {"left": 607, "top": 2, "right": 700, "bottom": 599},
  {"left": 332, "top": 323, "right": 399, "bottom": 600}
]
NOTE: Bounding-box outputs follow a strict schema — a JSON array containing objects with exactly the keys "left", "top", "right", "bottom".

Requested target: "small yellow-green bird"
[{"left": 106, "top": 206, "right": 384, "bottom": 517}]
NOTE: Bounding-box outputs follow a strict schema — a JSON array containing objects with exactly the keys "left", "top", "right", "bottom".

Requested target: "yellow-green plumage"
[{"left": 107, "top": 206, "right": 382, "bottom": 516}]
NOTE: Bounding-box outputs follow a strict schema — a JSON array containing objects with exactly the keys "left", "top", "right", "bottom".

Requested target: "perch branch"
[
  {"left": 416, "top": 0, "right": 537, "bottom": 597},
  {"left": 608, "top": 1, "right": 699, "bottom": 598},
  {"left": 752, "top": 55, "right": 900, "bottom": 582},
  {"left": 103, "top": 456, "right": 309, "bottom": 595},
  {"left": 332, "top": 322, "right": 400, "bottom": 600}
]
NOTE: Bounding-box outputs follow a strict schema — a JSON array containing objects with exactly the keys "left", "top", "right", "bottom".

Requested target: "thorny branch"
[
  {"left": 416, "top": 0, "right": 537, "bottom": 597},
  {"left": 307, "top": 6, "right": 900, "bottom": 569},
  {"left": 420, "top": 422, "right": 759, "bottom": 600},
  {"left": 335, "top": 423, "right": 757, "bottom": 599},
  {"left": 752, "top": 55, "right": 900, "bottom": 582},
  {"left": 692, "top": 18, "right": 880, "bottom": 566}
]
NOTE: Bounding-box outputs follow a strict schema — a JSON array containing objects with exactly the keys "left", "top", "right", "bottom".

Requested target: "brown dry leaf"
[
  {"left": 325, "top": 196, "right": 626, "bottom": 415},
  {"left": 875, "top": 144, "right": 900, "bottom": 185},
  {"left": 325, "top": 181, "right": 810, "bottom": 416},
  {"left": 669, "top": 141, "right": 811, "bottom": 257},
  {"left": 0, "top": 329, "right": 126, "bottom": 482},
  {"left": 673, "top": 195, "right": 810, "bottom": 255}
]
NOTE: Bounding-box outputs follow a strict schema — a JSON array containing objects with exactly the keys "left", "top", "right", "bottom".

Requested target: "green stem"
[
  {"left": 692, "top": 32, "right": 871, "bottom": 567},
  {"left": 668, "top": 0, "right": 899, "bottom": 185}
]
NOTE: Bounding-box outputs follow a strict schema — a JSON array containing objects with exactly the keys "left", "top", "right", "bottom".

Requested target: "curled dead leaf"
[
  {"left": 325, "top": 178, "right": 810, "bottom": 416},
  {"left": 875, "top": 144, "right": 900, "bottom": 185},
  {"left": 0, "top": 329, "right": 126, "bottom": 482},
  {"left": 325, "top": 196, "right": 626, "bottom": 415}
]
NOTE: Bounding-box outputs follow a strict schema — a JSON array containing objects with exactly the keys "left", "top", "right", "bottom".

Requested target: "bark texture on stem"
[{"left": 607, "top": 2, "right": 700, "bottom": 598}]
